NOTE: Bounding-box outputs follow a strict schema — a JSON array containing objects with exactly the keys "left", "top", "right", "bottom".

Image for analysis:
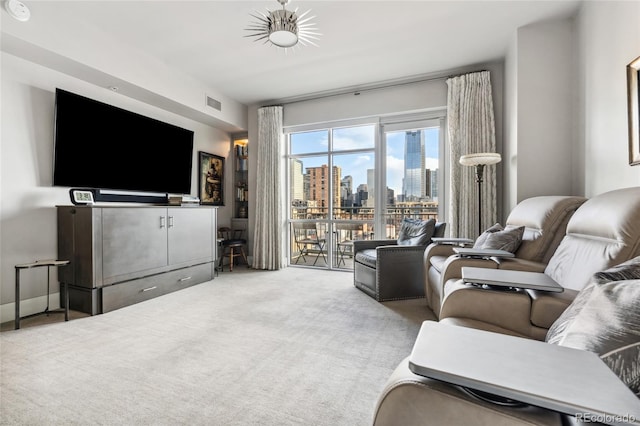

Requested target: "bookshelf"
[{"left": 233, "top": 136, "right": 249, "bottom": 219}]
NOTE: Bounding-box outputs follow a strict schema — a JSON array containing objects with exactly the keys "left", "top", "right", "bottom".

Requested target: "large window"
[{"left": 287, "top": 114, "right": 445, "bottom": 270}]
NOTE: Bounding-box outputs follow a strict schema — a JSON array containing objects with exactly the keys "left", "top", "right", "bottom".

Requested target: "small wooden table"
[{"left": 15, "top": 259, "right": 70, "bottom": 330}]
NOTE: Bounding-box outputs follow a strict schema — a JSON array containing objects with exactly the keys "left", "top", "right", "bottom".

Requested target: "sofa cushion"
[
  {"left": 473, "top": 223, "right": 524, "bottom": 253},
  {"left": 546, "top": 278, "right": 640, "bottom": 396},
  {"left": 397, "top": 218, "right": 436, "bottom": 246},
  {"left": 354, "top": 249, "right": 377, "bottom": 268}
]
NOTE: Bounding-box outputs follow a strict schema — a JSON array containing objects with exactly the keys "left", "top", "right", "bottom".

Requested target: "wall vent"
[{"left": 206, "top": 95, "right": 222, "bottom": 111}]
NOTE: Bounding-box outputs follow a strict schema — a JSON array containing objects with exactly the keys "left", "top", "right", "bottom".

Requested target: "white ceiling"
[{"left": 5, "top": 0, "right": 582, "bottom": 105}]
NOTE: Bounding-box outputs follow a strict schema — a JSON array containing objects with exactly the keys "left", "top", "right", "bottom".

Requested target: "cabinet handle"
[
  {"left": 141, "top": 286, "right": 157, "bottom": 292},
  {"left": 168, "top": 216, "right": 174, "bottom": 228},
  {"left": 160, "top": 216, "right": 166, "bottom": 228},
  {"left": 178, "top": 276, "right": 192, "bottom": 282}
]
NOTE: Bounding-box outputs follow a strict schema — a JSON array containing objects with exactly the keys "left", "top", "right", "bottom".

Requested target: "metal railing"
[{"left": 289, "top": 206, "right": 439, "bottom": 268}]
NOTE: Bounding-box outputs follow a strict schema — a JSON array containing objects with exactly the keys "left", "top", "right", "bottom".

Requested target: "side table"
[{"left": 15, "top": 259, "right": 70, "bottom": 330}]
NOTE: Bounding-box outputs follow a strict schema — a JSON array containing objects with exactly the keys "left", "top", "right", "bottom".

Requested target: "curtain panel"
[
  {"left": 252, "top": 106, "right": 286, "bottom": 270},
  {"left": 447, "top": 71, "right": 498, "bottom": 238}
]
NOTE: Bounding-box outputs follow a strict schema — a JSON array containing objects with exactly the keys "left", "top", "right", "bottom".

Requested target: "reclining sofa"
[
  {"left": 373, "top": 186, "right": 640, "bottom": 425},
  {"left": 425, "top": 195, "right": 586, "bottom": 317}
]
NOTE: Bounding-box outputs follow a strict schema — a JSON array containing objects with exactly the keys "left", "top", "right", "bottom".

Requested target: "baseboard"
[{"left": 0, "top": 293, "right": 61, "bottom": 324}]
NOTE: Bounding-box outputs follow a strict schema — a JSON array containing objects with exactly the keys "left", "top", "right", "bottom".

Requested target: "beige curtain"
[
  {"left": 447, "top": 71, "right": 498, "bottom": 238},
  {"left": 252, "top": 106, "right": 286, "bottom": 270}
]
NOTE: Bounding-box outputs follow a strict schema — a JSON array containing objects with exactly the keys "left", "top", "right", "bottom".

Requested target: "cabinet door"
[
  {"left": 167, "top": 208, "right": 214, "bottom": 265},
  {"left": 102, "top": 207, "right": 168, "bottom": 280}
]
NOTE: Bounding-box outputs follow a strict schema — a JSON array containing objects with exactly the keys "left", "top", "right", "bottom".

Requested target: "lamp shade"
[{"left": 459, "top": 152, "right": 502, "bottom": 166}]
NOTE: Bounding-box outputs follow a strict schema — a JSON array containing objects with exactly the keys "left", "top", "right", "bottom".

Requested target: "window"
[{"left": 286, "top": 113, "right": 445, "bottom": 270}]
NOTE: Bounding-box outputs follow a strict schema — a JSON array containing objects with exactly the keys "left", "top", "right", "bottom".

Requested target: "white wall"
[
  {"left": 576, "top": 1, "right": 640, "bottom": 196},
  {"left": 2, "top": 13, "right": 247, "bottom": 132},
  {"left": 503, "top": 35, "right": 519, "bottom": 215},
  {"left": 503, "top": 17, "right": 577, "bottom": 214},
  {"left": 0, "top": 52, "right": 232, "bottom": 321}
]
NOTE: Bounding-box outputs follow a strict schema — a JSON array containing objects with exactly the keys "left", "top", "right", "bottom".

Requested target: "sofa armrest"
[
  {"left": 527, "top": 288, "right": 578, "bottom": 329},
  {"left": 439, "top": 256, "right": 499, "bottom": 285},
  {"left": 375, "top": 245, "right": 428, "bottom": 301},
  {"left": 424, "top": 243, "right": 458, "bottom": 262},
  {"left": 353, "top": 239, "right": 396, "bottom": 254},
  {"left": 374, "top": 356, "right": 562, "bottom": 426},
  {"left": 439, "top": 280, "right": 548, "bottom": 341},
  {"left": 493, "top": 258, "right": 547, "bottom": 273}
]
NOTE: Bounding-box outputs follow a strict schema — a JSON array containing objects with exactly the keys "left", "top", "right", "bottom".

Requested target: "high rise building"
[
  {"left": 355, "top": 183, "right": 368, "bottom": 206},
  {"left": 306, "top": 164, "right": 341, "bottom": 210},
  {"left": 290, "top": 158, "right": 304, "bottom": 202},
  {"left": 341, "top": 175, "right": 353, "bottom": 207},
  {"left": 403, "top": 131, "right": 425, "bottom": 201},
  {"left": 365, "top": 169, "right": 375, "bottom": 207}
]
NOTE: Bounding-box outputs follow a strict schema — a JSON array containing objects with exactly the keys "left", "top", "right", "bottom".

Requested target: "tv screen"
[{"left": 53, "top": 88, "right": 194, "bottom": 195}]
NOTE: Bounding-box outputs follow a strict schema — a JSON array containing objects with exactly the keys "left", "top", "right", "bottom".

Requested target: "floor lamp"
[{"left": 459, "top": 152, "right": 501, "bottom": 235}]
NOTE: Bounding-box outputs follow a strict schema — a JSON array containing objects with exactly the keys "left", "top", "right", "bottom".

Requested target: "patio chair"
[
  {"left": 292, "top": 222, "right": 326, "bottom": 266},
  {"left": 335, "top": 222, "right": 368, "bottom": 267}
]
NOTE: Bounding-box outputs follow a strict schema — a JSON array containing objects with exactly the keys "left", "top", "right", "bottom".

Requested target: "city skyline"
[{"left": 289, "top": 127, "right": 439, "bottom": 206}]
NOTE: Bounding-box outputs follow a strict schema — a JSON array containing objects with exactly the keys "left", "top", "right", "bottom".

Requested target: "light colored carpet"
[{"left": 0, "top": 267, "right": 436, "bottom": 426}]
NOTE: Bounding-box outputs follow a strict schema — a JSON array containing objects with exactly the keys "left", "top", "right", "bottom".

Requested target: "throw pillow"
[
  {"left": 593, "top": 256, "right": 640, "bottom": 284},
  {"left": 473, "top": 223, "right": 503, "bottom": 248},
  {"left": 397, "top": 218, "right": 436, "bottom": 246},
  {"left": 546, "top": 279, "right": 640, "bottom": 396},
  {"left": 474, "top": 223, "right": 525, "bottom": 253}
]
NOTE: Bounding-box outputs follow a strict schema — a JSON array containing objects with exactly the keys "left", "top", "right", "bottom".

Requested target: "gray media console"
[{"left": 57, "top": 205, "right": 217, "bottom": 315}]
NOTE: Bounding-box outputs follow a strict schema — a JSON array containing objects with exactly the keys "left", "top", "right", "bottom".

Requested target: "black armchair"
[{"left": 353, "top": 219, "right": 446, "bottom": 301}]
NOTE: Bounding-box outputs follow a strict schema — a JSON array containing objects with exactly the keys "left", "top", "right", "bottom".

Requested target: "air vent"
[{"left": 206, "top": 95, "right": 222, "bottom": 111}]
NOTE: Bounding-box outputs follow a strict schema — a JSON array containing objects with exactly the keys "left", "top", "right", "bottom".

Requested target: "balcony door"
[{"left": 286, "top": 113, "right": 445, "bottom": 270}]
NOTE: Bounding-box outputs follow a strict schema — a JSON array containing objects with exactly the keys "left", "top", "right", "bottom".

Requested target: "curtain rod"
[{"left": 277, "top": 69, "right": 488, "bottom": 106}]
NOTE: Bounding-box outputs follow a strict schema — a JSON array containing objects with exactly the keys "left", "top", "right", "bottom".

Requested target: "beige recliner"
[
  {"left": 373, "top": 186, "right": 640, "bottom": 426},
  {"left": 425, "top": 195, "right": 586, "bottom": 317},
  {"left": 438, "top": 186, "right": 640, "bottom": 340}
]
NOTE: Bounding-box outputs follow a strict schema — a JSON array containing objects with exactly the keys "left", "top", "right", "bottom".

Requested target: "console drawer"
[{"left": 102, "top": 262, "right": 213, "bottom": 313}]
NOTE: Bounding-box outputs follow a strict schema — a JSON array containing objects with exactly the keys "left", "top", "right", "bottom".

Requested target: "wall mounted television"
[{"left": 53, "top": 88, "right": 194, "bottom": 196}]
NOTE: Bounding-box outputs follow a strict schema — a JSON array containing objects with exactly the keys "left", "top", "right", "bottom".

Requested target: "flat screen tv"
[{"left": 53, "top": 88, "right": 194, "bottom": 195}]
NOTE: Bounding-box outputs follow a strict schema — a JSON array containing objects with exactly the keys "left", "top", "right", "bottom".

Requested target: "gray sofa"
[
  {"left": 353, "top": 219, "right": 446, "bottom": 302},
  {"left": 373, "top": 186, "right": 640, "bottom": 425}
]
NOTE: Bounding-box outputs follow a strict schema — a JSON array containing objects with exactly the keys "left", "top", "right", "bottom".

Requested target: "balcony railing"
[
  {"left": 289, "top": 205, "right": 439, "bottom": 268},
  {"left": 291, "top": 206, "right": 438, "bottom": 239}
]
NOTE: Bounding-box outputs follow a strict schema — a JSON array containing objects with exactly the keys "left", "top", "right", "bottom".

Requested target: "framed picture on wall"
[
  {"left": 199, "top": 151, "right": 225, "bottom": 205},
  {"left": 627, "top": 55, "right": 640, "bottom": 166}
]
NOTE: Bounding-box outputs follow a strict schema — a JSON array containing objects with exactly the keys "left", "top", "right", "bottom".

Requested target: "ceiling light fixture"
[{"left": 245, "top": 0, "right": 320, "bottom": 49}]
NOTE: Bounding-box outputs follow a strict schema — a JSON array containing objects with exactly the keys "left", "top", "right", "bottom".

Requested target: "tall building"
[
  {"left": 403, "top": 131, "right": 425, "bottom": 201},
  {"left": 365, "top": 169, "right": 375, "bottom": 207},
  {"left": 306, "top": 164, "right": 341, "bottom": 210},
  {"left": 424, "top": 168, "right": 438, "bottom": 201},
  {"left": 386, "top": 187, "right": 395, "bottom": 205},
  {"left": 290, "top": 159, "right": 304, "bottom": 202},
  {"left": 355, "top": 183, "right": 368, "bottom": 206},
  {"left": 341, "top": 175, "right": 353, "bottom": 207}
]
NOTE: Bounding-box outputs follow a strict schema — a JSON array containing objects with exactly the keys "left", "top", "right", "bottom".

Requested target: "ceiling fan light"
[{"left": 245, "top": 0, "right": 318, "bottom": 50}]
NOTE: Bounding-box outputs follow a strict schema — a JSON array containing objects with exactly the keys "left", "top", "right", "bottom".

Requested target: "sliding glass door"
[{"left": 286, "top": 113, "right": 445, "bottom": 271}]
